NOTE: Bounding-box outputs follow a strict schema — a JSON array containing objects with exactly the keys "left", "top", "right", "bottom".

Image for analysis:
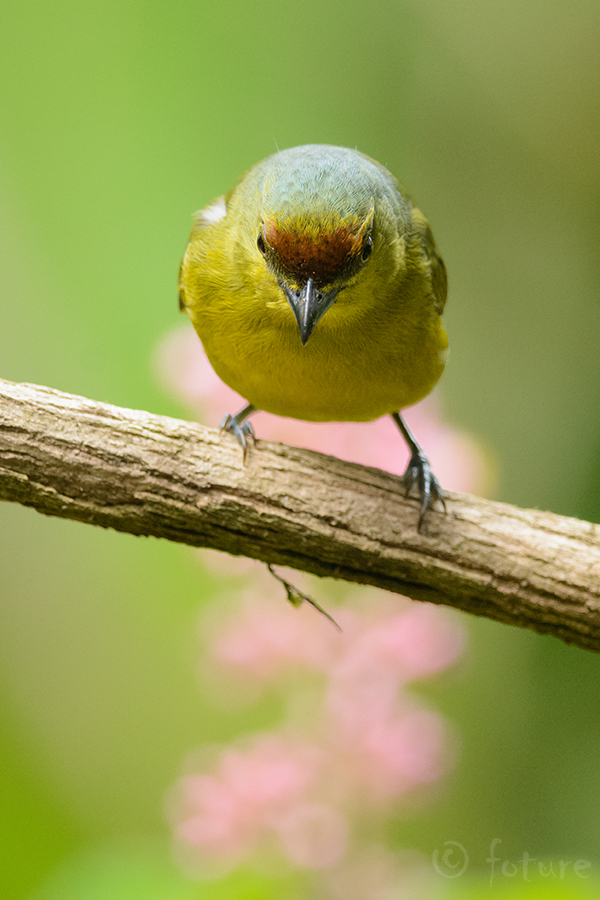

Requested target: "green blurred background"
[{"left": 1, "top": 0, "right": 600, "bottom": 896}]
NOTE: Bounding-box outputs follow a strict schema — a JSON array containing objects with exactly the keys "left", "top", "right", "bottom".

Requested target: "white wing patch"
[{"left": 200, "top": 196, "right": 227, "bottom": 224}]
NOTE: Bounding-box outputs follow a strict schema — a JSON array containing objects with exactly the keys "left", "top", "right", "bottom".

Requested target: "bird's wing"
[
  {"left": 178, "top": 195, "right": 228, "bottom": 311},
  {"left": 411, "top": 207, "right": 448, "bottom": 316}
]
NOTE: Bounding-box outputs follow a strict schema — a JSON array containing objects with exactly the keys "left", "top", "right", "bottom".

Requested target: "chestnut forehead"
[{"left": 263, "top": 216, "right": 368, "bottom": 284}]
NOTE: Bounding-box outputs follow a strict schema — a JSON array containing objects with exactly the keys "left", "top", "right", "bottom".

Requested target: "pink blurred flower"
[
  {"left": 173, "top": 734, "right": 325, "bottom": 868},
  {"left": 328, "top": 704, "right": 450, "bottom": 804},
  {"left": 209, "top": 590, "right": 464, "bottom": 691},
  {"left": 173, "top": 592, "right": 465, "bottom": 873},
  {"left": 326, "top": 603, "right": 466, "bottom": 686},
  {"left": 209, "top": 587, "right": 341, "bottom": 683}
]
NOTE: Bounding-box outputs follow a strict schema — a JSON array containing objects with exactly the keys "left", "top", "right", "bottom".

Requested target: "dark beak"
[{"left": 281, "top": 278, "right": 339, "bottom": 345}]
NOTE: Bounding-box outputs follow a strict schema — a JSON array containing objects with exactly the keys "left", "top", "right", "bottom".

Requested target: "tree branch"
[{"left": 1, "top": 377, "right": 599, "bottom": 652}]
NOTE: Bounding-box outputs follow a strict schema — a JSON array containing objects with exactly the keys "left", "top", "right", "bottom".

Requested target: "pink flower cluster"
[
  {"left": 175, "top": 734, "right": 345, "bottom": 870},
  {"left": 170, "top": 590, "right": 465, "bottom": 873}
]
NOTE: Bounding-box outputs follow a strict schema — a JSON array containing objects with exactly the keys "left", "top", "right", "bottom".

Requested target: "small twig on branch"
[
  {"left": 267, "top": 564, "right": 342, "bottom": 631},
  {"left": 1, "top": 377, "right": 599, "bottom": 652}
]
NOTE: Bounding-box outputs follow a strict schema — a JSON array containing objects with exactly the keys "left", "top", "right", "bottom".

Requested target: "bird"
[{"left": 178, "top": 144, "right": 448, "bottom": 529}]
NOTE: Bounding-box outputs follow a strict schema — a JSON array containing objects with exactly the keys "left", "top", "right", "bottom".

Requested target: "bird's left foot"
[
  {"left": 392, "top": 412, "right": 446, "bottom": 530},
  {"left": 402, "top": 448, "right": 446, "bottom": 531},
  {"left": 219, "top": 404, "right": 256, "bottom": 462}
]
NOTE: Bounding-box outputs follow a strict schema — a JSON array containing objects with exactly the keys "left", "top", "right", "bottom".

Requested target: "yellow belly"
[{"left": 192, "top": 288, "right": 447, "bottom": 422}]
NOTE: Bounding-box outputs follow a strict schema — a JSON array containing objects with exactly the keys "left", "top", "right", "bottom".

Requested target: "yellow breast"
[{"left": 182, "top": 242, "right": 447, "bottom": 422}]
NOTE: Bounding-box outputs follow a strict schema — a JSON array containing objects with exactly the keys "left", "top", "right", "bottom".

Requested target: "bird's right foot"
[{"left": 219, "top": 404, "right": 256, "bottom": 462}]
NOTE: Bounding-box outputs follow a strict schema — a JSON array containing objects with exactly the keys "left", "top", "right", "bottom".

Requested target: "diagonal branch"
[{"left": 1, "top": 377, "right": 599, "bottom": 652}]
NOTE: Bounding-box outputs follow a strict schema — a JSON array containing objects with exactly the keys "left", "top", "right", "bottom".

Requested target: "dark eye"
[
  {"left": 361, "top": 236, "right": 373, "bottom": 262},
  {"left": 257, "top": 232, "right": 267, "bottom": 255}
]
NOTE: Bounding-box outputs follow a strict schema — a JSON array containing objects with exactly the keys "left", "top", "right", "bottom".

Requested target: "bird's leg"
[
  {"left": 392, "top": 412, "right": 446, "bottom": 530},
  {"left": 219, "top": 403, "right": 257, "bottom": 462}
]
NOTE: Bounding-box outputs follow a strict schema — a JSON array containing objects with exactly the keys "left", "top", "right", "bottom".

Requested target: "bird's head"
[
  {"left": 232, "top": 145, "right": 405, "bottom": 343},
  {"left": 255, "top": 208, "right": 374, "bottom": 344}
]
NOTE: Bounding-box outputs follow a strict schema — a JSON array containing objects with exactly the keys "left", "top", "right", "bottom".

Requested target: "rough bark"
[{"left": 1, "top": 377, "right": 599, "bottom": 652}]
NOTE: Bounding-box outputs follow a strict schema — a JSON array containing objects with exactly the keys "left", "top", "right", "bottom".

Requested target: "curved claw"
[
  {"left": 402, "top": 449, "right": 446, "bottom": 531},
  {"left": 219, "top": 407, "right": 256, "bottom": 462},
  {"left": 392, "top": 411, "right": 446, "bottom": 530}
]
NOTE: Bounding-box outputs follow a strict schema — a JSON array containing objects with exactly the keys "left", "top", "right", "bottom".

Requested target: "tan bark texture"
[{"left": 1, "top": 378, "right": 599, "bottom": 652}]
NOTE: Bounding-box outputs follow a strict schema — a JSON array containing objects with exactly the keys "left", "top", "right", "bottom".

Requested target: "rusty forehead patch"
[{"left": 263, "top": 211, "right": 372, "bottom": 285}]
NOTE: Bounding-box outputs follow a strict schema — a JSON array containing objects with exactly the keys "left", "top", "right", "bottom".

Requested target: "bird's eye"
[
  {"left": 257, "top": 233, "right": 267, "bottom": 256},
  {"left": 361, "top": 236, "right": 373, "bottom": 262}
]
